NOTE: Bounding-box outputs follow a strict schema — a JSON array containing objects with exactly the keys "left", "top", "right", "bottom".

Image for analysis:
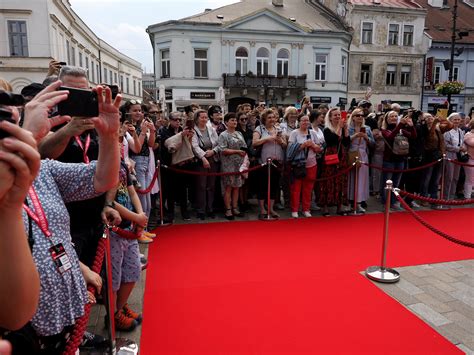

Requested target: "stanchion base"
[
  {"left": 432, "top": 205, "right": 451, "bottom": 211},
  {"left": 259, "top": 215, "right": 278, "bottom": 222},
  {"left": 158, "top": 221, "right": 173, "bottom": 227},
  {"left": 116, "top": 337, "right": 138, "bottom": 355},
  {"left": 365, "top": 266, "right": 400, "bottom": 283}
]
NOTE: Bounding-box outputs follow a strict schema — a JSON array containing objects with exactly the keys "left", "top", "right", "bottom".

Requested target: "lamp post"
[{"left": 446, "top": 0, "right": 458, "bottom": 114}]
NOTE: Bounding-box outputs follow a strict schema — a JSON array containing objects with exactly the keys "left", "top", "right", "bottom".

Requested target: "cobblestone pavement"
[{"left": 84, "top": 197, "right": 473, "bottom": 354}]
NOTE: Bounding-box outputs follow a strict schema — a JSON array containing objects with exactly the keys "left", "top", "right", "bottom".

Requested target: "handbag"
[
  {"left": 324, "top": 135, "right": 342, "bottom": 165},
  {"left": 457, "top": 151, "right": 469, "bottom": 163},
  {"left": 292, "top": 161, "right": 307, "bottom": 179},
  {"left": 382, "top": 132, "right": 409, "bottom": 156}
]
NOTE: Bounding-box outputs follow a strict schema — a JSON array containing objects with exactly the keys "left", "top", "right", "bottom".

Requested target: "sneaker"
[
  {"left": 357, "top": 204, "right": 366, "bottom": 213},
  {"left": 140, "top": 255, "right": 147, "bottom": 265},
  {"left": 114, "top": 311, "right": 137, "bottom": 331},
  {"left": 182, "top": 212, "right": 191, "bottom": 221},
  {"left": 410, "top": 201, "right": 421, "bottom": 209},
  {"left": 142, "top": 230, "right": 156, "bottom": 238},
  {"left": 291, "top": 212, "right": 299, "bottom": 218},
  {"left": 138, "top": 234, "right": 153, "bottom": 244},
  {"left": 303, "top": 211, "right": 312, "bottom": 218},
  {"left": 80, "top": 331, "right": 108, "bottom": 350},
  {"left": 122, "top": 303, "right": 142, "bottom": 324}
]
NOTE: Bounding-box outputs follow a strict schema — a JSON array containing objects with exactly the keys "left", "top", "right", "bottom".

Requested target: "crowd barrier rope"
[
  {"left": 314, "top": 162, "right": 356, "bottom": 182},
  {"left": 447, "top": 158, "right": 474, "bottom": 168},
  {"left": 362, "top": 159, "right": 441, "bottom": 173},
  {"left": 63, "top": 236, "right": 107, "bottom": 355},
  {"left": 393, "top": 189, "right": 474, "bottom": 249},
  {"left": 135, "top": 168, "right": 159, "bottom": 195},
  {"left": 162, "top": 162, "right": 267, "bottom": 177},
  {"left": 397, "top": 189, "right": 474, "bottom": 206}
]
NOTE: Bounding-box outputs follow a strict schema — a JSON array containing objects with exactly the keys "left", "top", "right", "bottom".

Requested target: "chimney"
[{"left": 272, "top": 0, "right": 283, "bottom": 7}]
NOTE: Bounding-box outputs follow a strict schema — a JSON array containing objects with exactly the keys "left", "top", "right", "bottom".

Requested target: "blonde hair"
[
  {"left": 347, "top": 108, "right": 365, "bottom": 128},
  {"left": 283, "top": 106, "right": 298, "bottom": 121},
  {"left": 381, "top": 110, "right": 398, "bottom": 130},
  {"left": 324, "top": 108, "right": 341, "bottom": 133},
  {"left": 0, "top": 78, "right": 13, "bottom": 92}
]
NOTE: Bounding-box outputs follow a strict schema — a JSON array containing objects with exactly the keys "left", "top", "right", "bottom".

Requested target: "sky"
[{"left": 70, "top": 0, "right": 237, "bottom": 72}]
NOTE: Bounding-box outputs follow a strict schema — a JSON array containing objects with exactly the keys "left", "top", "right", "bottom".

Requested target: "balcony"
[{"left": 223, "top": 73, "right": 306, "bottom": 90}]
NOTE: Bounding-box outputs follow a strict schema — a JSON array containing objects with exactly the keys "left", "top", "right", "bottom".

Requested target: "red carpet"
[{"left": 141, "top": 209, "right": 473, "bottom": 354}]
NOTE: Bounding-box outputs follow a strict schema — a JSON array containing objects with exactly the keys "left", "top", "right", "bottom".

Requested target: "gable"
[{"left": 231, "top": 15, "right": 299, "bottom": 32}]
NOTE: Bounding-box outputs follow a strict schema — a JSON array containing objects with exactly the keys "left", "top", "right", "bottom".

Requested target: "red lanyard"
[
  {"left": 23, "top": 186, "right": 52, "bottom": 238},
  {"left": 74, "top": 134, "right": 91, "bottom": 164}
]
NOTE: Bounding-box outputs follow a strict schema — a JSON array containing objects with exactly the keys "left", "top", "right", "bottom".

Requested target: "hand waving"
[{"left": 91, "top": 85, "right": 122, "bottom": 137}]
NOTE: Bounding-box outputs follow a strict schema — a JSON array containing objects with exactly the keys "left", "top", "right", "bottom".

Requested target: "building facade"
[
  {"left": 342, "top": 0, "right": 430, "bottom": 111},
  {"left": 0, "top": 0, "right": 142, "bottom": 100},
  {"left": 147, "top": 0, "right": 352, "bottom": 112},
  {"left": 419, "top": 0, "right": 474, "bottom": 115}
]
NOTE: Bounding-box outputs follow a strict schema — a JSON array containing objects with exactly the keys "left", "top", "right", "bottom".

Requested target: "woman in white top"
[
  {"left": 288, "top": 115, "right": 323, "bottom": 218},
  {"left": 462, "top": 118, "right": 474, "bottom": 199}
]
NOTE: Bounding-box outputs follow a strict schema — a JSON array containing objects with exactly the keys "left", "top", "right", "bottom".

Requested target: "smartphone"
[
  {"left": 185, "top": 119, "right": 194, "bottom": 130},
  {"left": 0, "top": 109, "right": 15, "bottom": 139},
  {"left": 106, "top": 84, "right": 119, "bottom": 99},
  {"left": 341, "top": 111, "right": 347, "bottom": 120},
  {"left": 57, "top": 86, "right": 99, "bottom": 117},
  {"left": 360, "top": 127, "right": 366, "bottom": 133},
  {"left": 58, "top": 62, "right": 67, "bottom": 66}
]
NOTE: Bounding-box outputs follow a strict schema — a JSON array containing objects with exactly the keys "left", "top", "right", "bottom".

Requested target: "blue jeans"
[
  {"left": 132, "top": 155, "right": 151, "bottom": 218},
  {"left": 420, "top": 163, "right": 442, "bottom": 199},
  {"left": 380, "top": 160, "right": 405, "bottom": 206}
]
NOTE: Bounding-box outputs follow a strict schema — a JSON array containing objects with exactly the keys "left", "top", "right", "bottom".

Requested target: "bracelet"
[{"left": 104, "top": 201, "right": 115, "bottom": 209}]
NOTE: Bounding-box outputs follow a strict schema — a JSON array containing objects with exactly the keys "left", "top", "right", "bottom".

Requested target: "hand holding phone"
[{"left": 57, "top": 86, "right": 99, "bottom": 117}]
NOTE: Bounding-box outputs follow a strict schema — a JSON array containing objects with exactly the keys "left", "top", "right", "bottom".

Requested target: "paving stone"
[
  {"left": 418, "top": 285, "right": 456, "bottom": 303},
  {"left": 399, "top": 270, "right": 430, "bottom": 287},
  {"left": 424, "top": 277, "right": 457, "bottom": 293},
  {"left": 451, "top": 289, "right": 474, "bottom": 308},
  {"left": 405, "top": 266, "right": 431, "bottom": 277},
  {"left": 396, "top": 278, "right": 425, "bottom": 295},
  {"left": 451, "top": 281, "right": 474, "bottom": 292},
  {"left": 444, "top": 311, "right": 474, "bottom": 333},
  {"left": 407, "top": 303, "right": 452, "bottom": 327},
  {"left": 446, "top": 300, "right": 474, "bottom": 320},
  {"left": 460, "top": 275, "right": 474, "bottom": 287},
  {"left": 414, "top": 293, "right": 453, "bottom": 314},
  {"left": 439, "top": 323, "right": 474, "bottom": 345},
  {"left": 374, "top": 283, "right": 419, "bottom": 305},
  {"left": 440, "top": 267, "right": 468, "bottom": 279}
]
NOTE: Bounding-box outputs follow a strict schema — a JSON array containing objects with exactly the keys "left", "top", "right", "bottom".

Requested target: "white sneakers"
[{"left": 291, "top": 212, "right": 299, "bottom": 218}]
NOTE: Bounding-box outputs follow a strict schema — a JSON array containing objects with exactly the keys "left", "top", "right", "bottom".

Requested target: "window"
[
  {"left": 277, "top": 49, "right": 289, "bottom": 76},
  {"left": 453, "top": 67, "right": 459, "bottom": 81},
  {"left": 71, "top": 46, "right": 76, "bottom": 66},
  {"left": 161, "top": 49, "right": 170, "bottom": 78},
  {"left": 256, "top": 47, "right": 269, "bottom": 76},
  {"left": 114, "top": 72, "right": 118, "bottom": 84},
  {"left": 388, "top": 24, "right": 400, "bottom": 45},
  {"left": 314, "top": 54, "right": 327, "bottom": 81},
  {"left": 109, "top": 70, "right": 112, "bottom": 84},
  {"left": 360, "top": 64, "right": 372, "bottom": 85},
  {"left": 120, "top": 75, "right": 124, "bottom": 91},
  {"left": 341, "top": 56, "right": 347, "bottom": 83},
  {"left": 361, "top": 22, "right": 373, "bottom": 44},
  {"left": 401, "top": 65, "right": 411, "bottom": 86},
  {"left": 133, "top": 80, "right": 136, "bottom": 96},
  {"left": 8, "top": 20, "right": 28, "bottom": 56},
  {"left": 138, "top": 82, "right": 141, "bottom": 95},
  {"left": 194, "top": 49, "right": 208, "bottom": 78},
  {"left": 434, "top": 66, "right": 441, "bottom": 84},
  {"left": 235, "top": 47, "right": 248, "bottom": 74},
  {"left": 96, "top": 64, "right": 100, "bottom": 83},
  {"left": 103, "top": 68, "right": 108, "bottom": 83},
  {"left": 126, "top": 77, "right": 130, "bottom": 94},
  {"left": 403, "top": 25, "right": 414, "bottom": 46},
  {"left": 79, "top": 52, "right": 83, "bottom": 67},
  {"left": 85, "top": 57, "right": 89, "bottom": 79},
  {"left": 386, "top": 64, "right": 397, "bottom": 86},
  {"left": 91, "top": 60, "right": 95, "bottom": 82},
  {"left": 66, "top": 40, "right": 70, "bottom": 63}
]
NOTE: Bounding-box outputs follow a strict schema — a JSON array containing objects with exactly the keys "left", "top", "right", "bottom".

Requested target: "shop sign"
[{"left": 190, "top": 92, "right": 215, "bottom": 100}]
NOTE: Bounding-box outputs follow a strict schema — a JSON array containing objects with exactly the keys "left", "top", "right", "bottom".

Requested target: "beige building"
[
  {"left": 0, "top": 0, "right": 142, "bottom": 100},
  {"left": 323, "top": 0, "right": 430, "bottom": 110}
]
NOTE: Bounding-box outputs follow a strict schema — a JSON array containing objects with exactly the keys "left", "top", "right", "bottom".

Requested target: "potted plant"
[{"left": 435, "top": 81, "right": 464, "bottom": 95}]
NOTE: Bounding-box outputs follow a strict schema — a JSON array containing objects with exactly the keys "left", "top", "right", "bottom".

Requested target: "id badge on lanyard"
[
  {"left": 23, "top": 186, "right": 72, "bottom": 274},
  {"left": 74, "top": 134, "right": 91, "bottom": 164}
]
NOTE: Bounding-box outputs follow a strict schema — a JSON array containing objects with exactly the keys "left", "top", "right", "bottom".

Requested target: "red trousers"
[{"left": 290, "top": 165, "right": 317, "bottom": 212}]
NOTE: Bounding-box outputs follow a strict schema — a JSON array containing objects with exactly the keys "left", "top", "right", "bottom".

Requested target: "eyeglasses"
[
  {"left": 129, "top": 99, "right": 142, "bottom": 105},
  {"left": 239, "top": 117, "right": 248, "bottom": 121},
  {"left": 352, "top": 114, "right": 364, "bottom": 117}
]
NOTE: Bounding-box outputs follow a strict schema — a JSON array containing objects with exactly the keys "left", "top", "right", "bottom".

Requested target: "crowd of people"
[{"left": 0, "top": 62, "right": 473, "bottom": 354}]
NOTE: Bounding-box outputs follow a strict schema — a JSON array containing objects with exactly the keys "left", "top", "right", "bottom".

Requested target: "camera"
[
  {"left": 57, "top": 86, "right": 99, "bottom": 117},
  {"left": 412, "top": 110, "right": 422, "bottom": 122},
  {"left": 0, "top": 108, "right": 15, "bottom": 139},
  {"left": 0, "top": 90, "right": 25, "bottom": 106}
]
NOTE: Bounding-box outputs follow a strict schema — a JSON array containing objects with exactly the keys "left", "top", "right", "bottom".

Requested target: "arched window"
[
  {"left": 277, "top": 49, "right": 289, "bottom": 76},
  {"left": 256, "top": 47, "right": 269, "bottom": 75},
  {"left": 235, "top": 47, "right": 248, "bottom": 74}
]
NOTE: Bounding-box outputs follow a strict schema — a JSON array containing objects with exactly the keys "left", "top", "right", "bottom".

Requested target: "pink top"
[{"left": 464, "top": 132, "right": 474, "bottom": 159}]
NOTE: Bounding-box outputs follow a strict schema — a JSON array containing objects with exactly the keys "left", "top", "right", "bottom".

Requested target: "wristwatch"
[{"left": 104, "top": 201, "right": 115, "bottom": 209}]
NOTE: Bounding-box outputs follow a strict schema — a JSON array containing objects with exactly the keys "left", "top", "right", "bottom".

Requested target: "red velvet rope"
[
  {"left": 447, "top": 159, "right": 474, "bottom": 168},
  {"left": 397, "top": 189, "right": 474, "bottom": 206},
  {"left": 362, "top": 159, "right": 440, "bottom": 173},
  {"left": 394, "top": 193, "right": 474, "bottom": 248},
  {"left": 63, "top": 236, "right": 107, "bottom": 355},
  {"left": 135, "top": 168, "right": 159, "bottom": 194},
  {"left": 111, "top": 226, "right": 141, "bottom": 240},
  {"left": 314, "top": 163, "right": 355, "bottom": 182},
  {"left": 162, "top": 162, "right": 266, "bottom": 176}
]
